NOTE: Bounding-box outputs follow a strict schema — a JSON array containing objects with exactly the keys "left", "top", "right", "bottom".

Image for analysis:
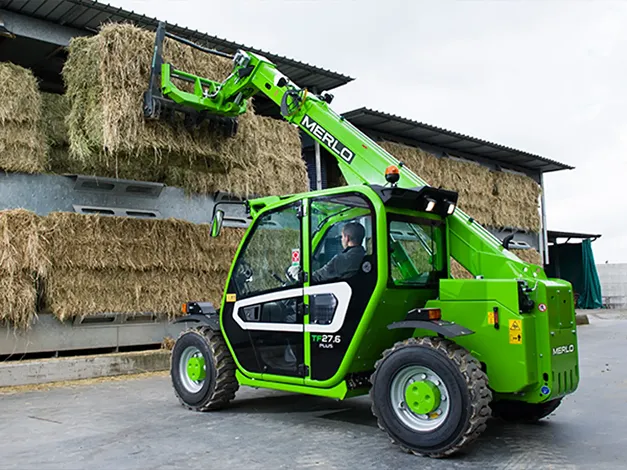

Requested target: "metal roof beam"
[{"left": 0, "top": 8, "right": 89, "bottom": 45}]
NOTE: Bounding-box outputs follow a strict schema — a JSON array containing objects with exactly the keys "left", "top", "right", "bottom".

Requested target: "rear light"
[
  {"left": 407, "top": 308, "right": 441, "bottom": 321},
  {"left": 181, "top": 303, "right": 187, "bottom": 314}
]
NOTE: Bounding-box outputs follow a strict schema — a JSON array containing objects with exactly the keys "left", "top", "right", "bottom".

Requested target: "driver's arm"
[{"left": 311, "top": 254, "right": 340, "bottom": 283}]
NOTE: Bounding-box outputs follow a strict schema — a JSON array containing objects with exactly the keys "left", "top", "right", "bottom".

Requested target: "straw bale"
[
  {"left": 492, "top": 171, "right": 541, "bottom": 231},
  {"left": 379, "top": 141, "right": 441, "bottom": 186},
  {"left": 450, "top": 258, "right": 474, "bottom": 279},
  {"left": 0, "top": 63, "right": 47, "bottom": 173},
  {"left": 0, "top": 209, "right": 45, "bottom": 329},
  {"left": 46, "top": 268, "right": 228, "bottom": 321},
  {"left": 62, "top": 26, "right": 309, "bottom": 195},
  {"left": 41, "top": 92, "right": 70, "bottom": 147},
  {"left": 62, "top": 23, "right": 259, "bottom": 168},
  {"left": 0, "top": 62, "right": 41, "bottom": 124},
  {"left": 0, "top": 210, "right": 47, "bottom": 276},
  {"left": 0, "top": 272, "right": 37, "bottom": 329},
  {"left": 163, "top": 116, "right": 309, "bottom": 197},
  {"left": 379, "top": 140, "right": 540, "bottom": 231},
  {"left": 511, "top": 248, "right": 542, "bottom": 266},
  {"left": 40, "top": 212, "right": 244, "bottom": 273}
]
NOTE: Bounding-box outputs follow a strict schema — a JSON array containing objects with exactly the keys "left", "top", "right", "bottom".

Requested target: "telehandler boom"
[{"left": 147, "top": 23, "right": 579, "bottom": 458}]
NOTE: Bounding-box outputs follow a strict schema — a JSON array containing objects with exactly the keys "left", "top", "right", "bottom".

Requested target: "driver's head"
[{"left": 341, "top": 222, "right": 365, "bottom": 249}]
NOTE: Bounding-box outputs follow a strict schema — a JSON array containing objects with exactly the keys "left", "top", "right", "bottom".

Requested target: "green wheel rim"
[
  {"left": 390, "top": 365, "right": 450, "bottom": 432},
  {"left": 179, "top": 346, "right": 207, "bottom": 393}
]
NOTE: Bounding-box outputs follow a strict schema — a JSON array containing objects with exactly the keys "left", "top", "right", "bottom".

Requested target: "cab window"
[
  {"left": 388, "top": 217, "right": 444, "bottom": 287},
  {"left": 309, "top": 194, "right": 374, "bottom": 284},
  {"left": 232, "top": 203, "right": 301, "bottom": 298}
]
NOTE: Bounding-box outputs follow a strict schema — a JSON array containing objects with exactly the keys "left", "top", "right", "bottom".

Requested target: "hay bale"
[
  {"left": 492, "top": 171, "right": 541, "bottom": 231},
  {"left": 63, "top": 24, "right": 254, "bottom": 168},
  {"left": 41, "top": 92, "right": 70, "bottom": 147},
  {"left": 0, "top": 62, "right": 47, "bottom": 173},
  {"left": 450, "top": 258, "right": 473, "bottom": 279},
  {"left": 511, "top": 248, "right": 542, "bottom": 265},
  {"left": 0, "top": 210, "right": 46, "bottom": 328},
  {"left": 164, "top": 116, "right": 309, "bottom": 197},
  {"left": 45, "top": 268, "right": 228, "bottom": 321},
  {"left": 61, "top": 24, "right": 309, "bottom": 196},
  {"left": 0, "top": 273, "right": 38, "bottom": 329},
  {"left": 40, "top": 212, "right": 243, "bottom": 273},
  {"left": 379, "top": 140, "right": 540, "bottom": 231},
  {"left": 0, "top": 210, "right": 47, "bottom": 276},
  {"left": 41, "top": 212, "right": 247, "bottom": 321}
]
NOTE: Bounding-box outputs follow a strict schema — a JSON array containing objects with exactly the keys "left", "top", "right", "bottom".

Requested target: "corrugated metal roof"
[
  {"left": 343, "top": 107, "right": 573, "bottom": 174},
  {"left": 0, "top": 0, "right": 354, "bottom": 92},
  {"left": 548, "top": 230, "right": 601, "bottom": 242}
]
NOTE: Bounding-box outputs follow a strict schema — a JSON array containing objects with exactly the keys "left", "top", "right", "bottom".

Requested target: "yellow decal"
[
  {"left": 509, "top": 319, "right": 522, "bottom": 344},
  {"left": 487, "top": 311, "right": 495, "bottom": 325},
  {"left": 226, "top": 293, "right": 237, "bottom": 303}
]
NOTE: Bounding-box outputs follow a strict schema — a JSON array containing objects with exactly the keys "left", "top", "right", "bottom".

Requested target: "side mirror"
[{"left": 211, "top": 209, "right": 224, "bottom": 237}]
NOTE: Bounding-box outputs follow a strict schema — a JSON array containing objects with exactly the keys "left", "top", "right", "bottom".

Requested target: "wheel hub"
[
  {"left": 390, "top": 365, "right": 451, "bottom": 432},
  {"left": 186, "top": 356, "right": 206, "bottom": 382},
  {"left": 404, "top": 380, "right": 441, "bottom": 415}
]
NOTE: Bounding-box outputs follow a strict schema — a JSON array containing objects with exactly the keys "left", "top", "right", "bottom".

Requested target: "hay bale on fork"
[
  {"left": 0, "top": 63, "right": 47, "bottom": 173},
  {"left": 61, "top": 23, "right": 308, "bottom": 196}
]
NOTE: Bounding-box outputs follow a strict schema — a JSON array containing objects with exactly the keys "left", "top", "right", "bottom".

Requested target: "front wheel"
[
  {"left": 370, "top": 337, "right": 492, "bottom": 458},
  {"left": 170, "top": 327, "right": 238, "bottom": 411}
]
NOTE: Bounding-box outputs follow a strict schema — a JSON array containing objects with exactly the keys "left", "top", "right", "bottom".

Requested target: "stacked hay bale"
[
  {"left": 61, "top": 23, "right": 308, "bottom": 197},
  {"left": 41, "top": 92, "right": 73, "bottom": 173},
  {"left": 40, "top": 212, "right": 245, "bottom": 321},
  {"left": 0, "top": 210, "right": 47, "bottom": 329},
  {"left": 0, "top": 63, "right": 48, "bottom": 173},
  {"left": 378, "top": 141, "right": 543, "bottom": 272}
]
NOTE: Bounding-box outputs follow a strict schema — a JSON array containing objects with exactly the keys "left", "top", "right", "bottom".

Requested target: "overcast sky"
[{"left": 116, "top": 0, "right": 627, "bottom": 264}]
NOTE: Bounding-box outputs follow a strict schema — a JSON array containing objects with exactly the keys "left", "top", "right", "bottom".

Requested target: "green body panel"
[
  {"left": 236, "top": 370, "right": 351, "bottom": 399},
  {"left": 161, "top": 48, "right": 579, "bottom": 405}
]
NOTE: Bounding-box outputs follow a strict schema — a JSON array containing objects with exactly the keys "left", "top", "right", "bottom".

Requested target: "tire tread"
[{"left": 369, "top": 336, "right": 492, "bottom": 458}]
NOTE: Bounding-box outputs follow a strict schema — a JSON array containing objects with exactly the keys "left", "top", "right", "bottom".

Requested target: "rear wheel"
[
  {"left": 170, "top": 327, "right": 238, "bottom": 411},
  {"left": 370, "top": 337, "right": 492, "bottom": 458},
  {"left": 491, "top": 398, "right": 562, "bottom": 423}
]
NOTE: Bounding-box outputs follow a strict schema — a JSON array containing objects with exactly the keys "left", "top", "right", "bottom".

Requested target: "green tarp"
[
  {"left": 546, "top": 239, "right": 603, "bottom": 309},
  {"left": 577, "top": 239, "right": 603, "bottom": 309}
]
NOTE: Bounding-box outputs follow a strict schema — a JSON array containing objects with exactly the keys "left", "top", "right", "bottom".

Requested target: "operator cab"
[{"left": 217, "top": 182, "right": 458, "bottom": 384}]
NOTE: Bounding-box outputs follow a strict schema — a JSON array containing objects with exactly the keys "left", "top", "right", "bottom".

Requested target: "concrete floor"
[{"left": 1, "top": 315, "right": 625, "bottom": 470}]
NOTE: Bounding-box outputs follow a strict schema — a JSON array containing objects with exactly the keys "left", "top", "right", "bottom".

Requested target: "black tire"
[
  {"left": 491, "top": 398, "right": 562, "bottom": 423},
  {"left": 170, "top": 327, "right": 238, "bottom": 411},
  {"left": 370, "top": 337, "right": 492, "bottom": 458}
]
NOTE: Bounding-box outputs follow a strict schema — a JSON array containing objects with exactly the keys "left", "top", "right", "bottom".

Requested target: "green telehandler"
[{"left": 146, "top": 23, "right": 579, "bottom": 458}]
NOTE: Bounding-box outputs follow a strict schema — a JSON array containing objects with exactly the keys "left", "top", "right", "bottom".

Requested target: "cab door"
[
  {"left": 304, "top": 192, "right": 378, "bottom": 383},
  {"left": 221, "top": 201, "right": 306, "bottom": 380}
]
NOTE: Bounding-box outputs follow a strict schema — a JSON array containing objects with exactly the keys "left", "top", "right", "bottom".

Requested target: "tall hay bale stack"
[
  {"left": 379, "top": 140, "right": 541, "bottom": 231},
  {"left": 380, "top": 141, "right": 496, "bottom": 226},
  {"left": 0, "top": 210, "right": 47, "bottom": 328},
  {"left": 0, "top": 63, "right": 48, "bottom": 173},
  {"left": 39, "top": 212, "right": 244, "bottom": 321},
  {"left": 492, "top": 171, "right": 542, "bottom": 231},
  {"left": 61, "top": 23, "right": 308, "bottom": 196}
]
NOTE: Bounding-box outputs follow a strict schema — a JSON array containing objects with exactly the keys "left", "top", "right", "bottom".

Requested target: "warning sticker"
[
  {"left": 226, "top": 293, "right": 237, "bottom": 303},
  {"left": 291, "top": 249, "right": 300, "bottom": 266},
  {"left": 487, "top": 312, "right": 495, "bottom": 325},
  {"left": 509, "top": 319, "right": 522, "bottom": 344}
]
